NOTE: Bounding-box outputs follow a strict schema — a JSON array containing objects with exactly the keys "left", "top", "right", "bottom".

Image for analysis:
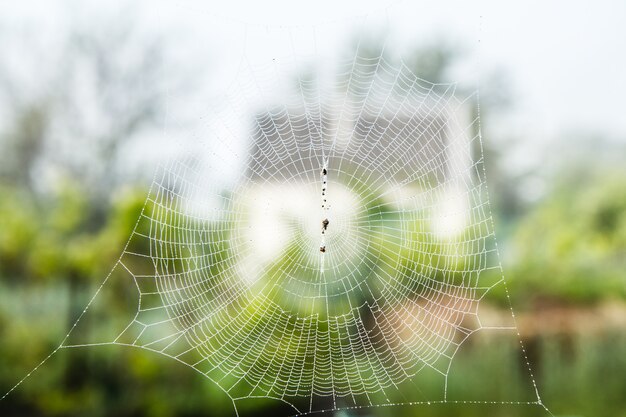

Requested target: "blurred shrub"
[
  {"left": 0, "top": 182, "right": 146, "bottom": 285},
  {"left": 492, "top": 169, "right": 626, "bottom": 307}
]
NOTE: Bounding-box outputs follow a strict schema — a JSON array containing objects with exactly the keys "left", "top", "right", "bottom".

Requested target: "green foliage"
[
  {"left": 0, "top": 183, "right": 147, "bottom": 285},
  {"left": 1, "top": 159, "right": 625, "bottom": 416},
  {"left": 499, "top": 170, "right": 626, "bottom": 307}
]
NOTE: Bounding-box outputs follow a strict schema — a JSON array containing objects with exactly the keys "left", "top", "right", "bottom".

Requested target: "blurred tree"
[
  {"left": 0, "top": 8, "right": 203, "bottom": 407},
  {"left": 0, "top": 8, "right": 194, "bottom": 208},
  {"left": 502, "top": 156, "right": 626, "bottom": 307},
  {"left": 402, "top": 40, "right": 461, "bottom": 84},
  {"left": 0, "top": 105, "right": 48, "bottom": 192}
]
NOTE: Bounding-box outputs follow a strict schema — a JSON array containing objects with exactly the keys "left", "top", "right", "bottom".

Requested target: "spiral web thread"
[{"left": 3, "top": 40, "right": 552, "bottom": 417}]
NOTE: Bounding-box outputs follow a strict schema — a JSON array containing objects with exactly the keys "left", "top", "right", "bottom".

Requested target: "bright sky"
[
  {"left": 2, "top": 0, "right": 626, "bottom": 163},
  {"left": 161, "top": 0, "right": 626, "bottom": 141}
]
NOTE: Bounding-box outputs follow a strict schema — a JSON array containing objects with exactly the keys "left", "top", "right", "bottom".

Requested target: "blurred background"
[{"left": 0, "top": 1, "right": 625, "bottom": 416}]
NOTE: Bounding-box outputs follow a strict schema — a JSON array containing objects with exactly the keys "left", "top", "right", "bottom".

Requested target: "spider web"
[{"left": 3, "top": 31, "right": 551, "bottom": 417}]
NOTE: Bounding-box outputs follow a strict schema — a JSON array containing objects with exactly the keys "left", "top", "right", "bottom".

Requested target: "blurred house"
[
  {"left": 245, "top": 96, "right": 475, "bottom": 240},
  {"left": 246, "top": 96, "right": 473, "bottom": 189}
]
